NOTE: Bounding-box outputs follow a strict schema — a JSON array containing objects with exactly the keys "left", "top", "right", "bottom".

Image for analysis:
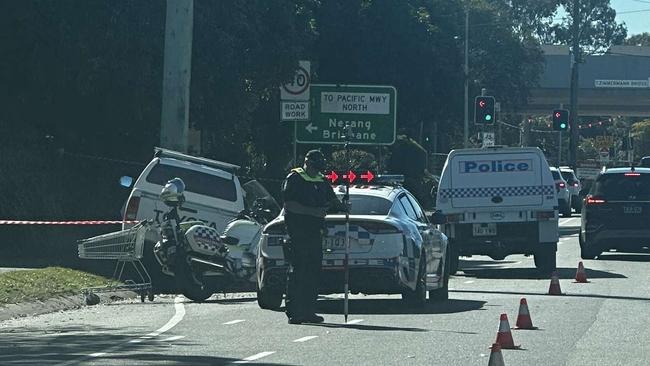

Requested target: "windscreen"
[
  {"left": 146, "top": 163, "right": 237, "bottom": 202},
  {"left": 560, "top": 171, "right": 577, "bottom": 184},
  {"left": 336, "top": 194, "right": 392, "bottom": 215},
  {"left": 591, "top": 173, "right": 650, "bottom": 200},
  {"left": 551, "top": 170, "right": 561, "bottom": 180}
]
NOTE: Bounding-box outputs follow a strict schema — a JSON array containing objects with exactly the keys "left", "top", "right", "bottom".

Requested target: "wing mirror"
[
  {"left": 428, "top": 211, "right": 446, "bottom": 225},
  {"left": 119, "top": 176, "right": 134, "bottom": 188}
]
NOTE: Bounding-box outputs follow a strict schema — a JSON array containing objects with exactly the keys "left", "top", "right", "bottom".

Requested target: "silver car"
[
  {"left": 256, "top": 179, "right": 449, "bottom": 310},
  {"left": 560, "top": 167, "right": 582, "bottom": 212},
  {"left": 550, "top": 167, "right": 572, "bottom": 217}
]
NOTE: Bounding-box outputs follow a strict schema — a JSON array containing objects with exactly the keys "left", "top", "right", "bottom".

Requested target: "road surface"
[{"left": 1, "top": 215, "right": 648, "bottom": 365}]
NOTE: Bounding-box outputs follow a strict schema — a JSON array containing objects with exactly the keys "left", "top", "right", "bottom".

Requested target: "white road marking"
[
  {"left": 223, "top": 319, "right": 246, "bottom": 325},
  {"left": 345, "top": 319, "right": 364, "bottom": 325},
  {"left": 56, "top": 296, "right": 186, "bottom": 366},
  {"left": 293, "top": 336, "right": 318, "bottom": 343},
  {"left": 233, "top": 351, "right": 276, "bottom": 363},
  {"left": 161, "top": 335, "right": 185, "bottom": 342},
  {"left": 463, "top": 280, "right": 475, "bottom": 284}
]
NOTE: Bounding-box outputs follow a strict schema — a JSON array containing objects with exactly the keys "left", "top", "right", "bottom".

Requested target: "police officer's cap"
[{"left": 305, "top": 149, "right": 325, "bottom": 164}]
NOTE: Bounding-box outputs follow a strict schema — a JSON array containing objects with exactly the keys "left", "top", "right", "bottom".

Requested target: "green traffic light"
[
  {"left": 485, "top": 115, "right": 492, "bottom": 121},
  {"left": 560, "top": 123, "right": 566, "bottom": 129}
]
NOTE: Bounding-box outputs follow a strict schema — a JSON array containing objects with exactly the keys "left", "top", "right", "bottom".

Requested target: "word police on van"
[{"left": 461, "top": 160, "right": 531, "bottom": 173}]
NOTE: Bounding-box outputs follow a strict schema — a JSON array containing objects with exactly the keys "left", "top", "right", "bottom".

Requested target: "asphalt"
[{"left": 1, "top": 215, "right": 649, "bottom": 365}]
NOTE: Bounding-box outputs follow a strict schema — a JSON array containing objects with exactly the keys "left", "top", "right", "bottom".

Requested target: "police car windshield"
[{"left": 336, "top": 194, "right": 392, "bottom": 215}]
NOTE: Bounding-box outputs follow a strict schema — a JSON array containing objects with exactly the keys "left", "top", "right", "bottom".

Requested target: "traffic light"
[
  {"left": 552, "top": 109, "right": 569, "bottom": 131},
  {"left": 474, "top": 96, "right": 495, "bottom": 124}
]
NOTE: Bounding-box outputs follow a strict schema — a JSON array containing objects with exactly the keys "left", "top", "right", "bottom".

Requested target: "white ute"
[{"left": 435, "top": 146, "right": 559, "bottom": 274}]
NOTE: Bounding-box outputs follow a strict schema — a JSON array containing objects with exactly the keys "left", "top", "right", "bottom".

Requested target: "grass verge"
[{"left": 0, "top": 267, "right": 117, "bottom": 305}]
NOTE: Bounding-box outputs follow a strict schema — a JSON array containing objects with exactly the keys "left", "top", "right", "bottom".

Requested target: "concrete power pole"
[
  {"left": 463, "top": 7, "right": 469, "bottom": 148},
  {"left": 568, "top": 0, "right": 580, "bottom": 169},
  {"left": 160, "top": 0, "right": 194, "bottom": 153}
]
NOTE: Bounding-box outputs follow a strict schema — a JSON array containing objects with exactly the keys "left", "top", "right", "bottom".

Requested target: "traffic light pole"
[
  {"left": 558, "top": 131, "right": 562, "bottom": 166},
  {"left": 463, "top": 8, "right": 469, "bottom": 148}
]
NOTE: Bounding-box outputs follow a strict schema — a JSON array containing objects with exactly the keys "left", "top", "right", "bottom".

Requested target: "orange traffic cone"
[
  {"left": 488, "top": 342, "right": 506, "bottom": 366},
  {"left": 574, "top": 261, "right": 589, "bottom": 283},
  {"left": 514, "top": 298, "right": 537, "bottom": 330},
  {"left": 548, "top": 271, "right": 563, "bottom": 295},
  {"left": 495, "top": 313, "right": 520, "bottom": 349}
]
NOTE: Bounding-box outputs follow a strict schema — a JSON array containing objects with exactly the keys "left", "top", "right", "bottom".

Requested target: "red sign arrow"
[
  {"left": 345, "top": 170, "right": 357, "bottom": 184},
  {"left": 325, "top": 171, "right": 339, "bottom": 184},
  {"left": 361, "top": 170, "right": 375, "bottom": 183}
]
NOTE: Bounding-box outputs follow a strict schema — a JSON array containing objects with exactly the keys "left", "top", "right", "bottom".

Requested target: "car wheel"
[
  {"left": 448, "top": 241, "right": 459, "bottom": 275},
  {"left": 579, "top": 237, "right": 599, "bottom": 260},
  {"left": 429, "top": 251, "right": 449, "bottom": 302},
  {"left": 534, "top": 245, "right": 556, "bottom": 275},
  {"left": 257, "top": 287, "right": 283, "bottom": 310},
  {"left": 402, "top": 254, "right": 427, "bottom": 307}
]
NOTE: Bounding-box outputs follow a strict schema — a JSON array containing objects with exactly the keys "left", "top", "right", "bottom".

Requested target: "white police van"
[{"left": 434, "top": 146, "right": 558, "bottom": 274}]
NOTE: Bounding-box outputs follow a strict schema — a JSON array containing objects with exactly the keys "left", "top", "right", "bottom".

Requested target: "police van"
[
  {"left": 122, "top": 148, "right": 245, "bottom": 233},
  {"left": 434, "top": 146, "right": 558, "bottom": 274}
]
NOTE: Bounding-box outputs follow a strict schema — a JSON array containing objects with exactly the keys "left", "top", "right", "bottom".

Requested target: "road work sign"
[
  {"left": 296, "top": 84, "right": 396, "bottom": 145},
  {"left": 281, "top": 101, "right": 309, "bottom": 121}
]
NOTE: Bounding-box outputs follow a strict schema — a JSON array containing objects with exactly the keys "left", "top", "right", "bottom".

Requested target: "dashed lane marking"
[
  {"left": 89, "top": 353, "right": 106, "bottom": 358},
  {"left": 463, "top": 280, "right": 475, "bottom": 284},
  {"left": 233, "top": 351, "right": 276, "bottom": 364},
  {"left": 223, "top": 319, "right": 246, "bottom": 325},
  {"left": 293, "top": 336, "right": 318, "bottom": 343},
  {"left": 345, "top": 319, "right": 364, "bottom": 325}
]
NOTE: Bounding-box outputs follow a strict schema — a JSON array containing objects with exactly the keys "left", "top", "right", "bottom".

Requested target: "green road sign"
[{"left": 296, "top": 84, "right": 397, "bottom": 145}]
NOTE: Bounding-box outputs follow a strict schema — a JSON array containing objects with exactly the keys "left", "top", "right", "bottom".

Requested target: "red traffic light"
[
  {"left": 479, "top": 100, "right": 486, "bottom": 108},
  {"left": 555, "top": 112, "right": 561, "bottom": 118}
]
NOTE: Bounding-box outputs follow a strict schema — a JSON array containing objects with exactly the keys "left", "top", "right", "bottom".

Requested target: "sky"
[{"left": 610, "top": 0, "right": 649, "bottom": 36}]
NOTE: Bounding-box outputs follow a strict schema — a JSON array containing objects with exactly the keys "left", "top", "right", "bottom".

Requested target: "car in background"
[
  {"left": 580, "top": 167, "right": 650, "bottom": 259},
  {"left": 550, "top": 167, "right": 572, "bottom": 217},
  {"left": 560, "top": 167, "right": 582, "bottom": 212},
  {"left": 256, "top": 176, "right": 450, "bottom": 310},
  {"left": 640, "top": 156, "right": 650, "bottom": 168}
]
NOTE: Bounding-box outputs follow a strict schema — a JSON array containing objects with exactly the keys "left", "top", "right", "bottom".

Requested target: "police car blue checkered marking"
[
  {"left": 439, "top": 185, "right": 554, "bottom": 199},
  {"left": 327, "top": 224, "right": 372, "bottom": 245}
]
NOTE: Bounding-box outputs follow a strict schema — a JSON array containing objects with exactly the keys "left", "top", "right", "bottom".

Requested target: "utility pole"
[
  {"left": 160, "top": 0, "right": 194, "bottom": 153},
  {"left": 463, "top": 7, "right": 469, "bottom": 148},
  {"left": 568, "top": 0, "right": 580, "bottom": 169}
]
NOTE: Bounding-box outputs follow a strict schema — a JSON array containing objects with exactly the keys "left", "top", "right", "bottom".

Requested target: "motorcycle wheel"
[{"left": 175, "top": 263, "right": 213, "bottom": 302}]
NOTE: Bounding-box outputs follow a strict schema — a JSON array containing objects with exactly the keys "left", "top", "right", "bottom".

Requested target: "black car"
[{"left": 580, "top": 167, "right": 650, "bottom": 259}]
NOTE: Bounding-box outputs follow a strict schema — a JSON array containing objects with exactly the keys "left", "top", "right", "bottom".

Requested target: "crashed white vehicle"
[{"left": 256, "top": 176, "right": 450, "bottom": 309}]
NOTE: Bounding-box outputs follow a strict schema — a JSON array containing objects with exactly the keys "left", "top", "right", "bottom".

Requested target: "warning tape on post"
[{"left": 0, "top": 220, "right": 138, "bottom": 225}]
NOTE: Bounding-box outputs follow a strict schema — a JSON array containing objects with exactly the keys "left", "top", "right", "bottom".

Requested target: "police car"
[
  {"left": 435, "top": 147, "right": 559, "bottom": 274},
  {"left": 256, "top": 175, "right": 450, "bottom": 310}
]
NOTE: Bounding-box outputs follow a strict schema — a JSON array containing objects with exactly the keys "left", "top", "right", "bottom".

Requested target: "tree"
[
  {"left": 548, "top": 0, "right": 626, "bottom": 54},
  {"left": 631, "top": 120, "right": 650, "bottom": 160},
  {"left": 623, "top": 32, "right": 650, "bottom": 46}
]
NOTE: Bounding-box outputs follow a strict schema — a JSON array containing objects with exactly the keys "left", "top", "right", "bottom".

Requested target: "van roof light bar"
[{"left": 154, "top": 147, "right": 241, "bottom": 173}]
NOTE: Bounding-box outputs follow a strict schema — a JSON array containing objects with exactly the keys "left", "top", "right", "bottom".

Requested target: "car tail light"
[
  {"left": 556, "top": 182, "right": 565, "bottom": 190},
  {"left": 124, "top": 196, "right": 140, "bottom": 221},
  {"left": 624, "top": 172, "right": 641, "bottom": 177},
  {"left": 535, "top": 210, "right": 555, "bottom": 220},
  {"left": 446, "top": 213, "right": 464, "bottom": 223},
  {"left": 263, "top": 223, "right": 286, "bottom": 235},
  {"left": 585, "top": 195, "right": 606, "bottom": 205},
  {"left": 573, "top": 183, "right": 579, "bottom": 187},
  {"left": 361, "top": 222, "right": 401, "bottom": 234}
]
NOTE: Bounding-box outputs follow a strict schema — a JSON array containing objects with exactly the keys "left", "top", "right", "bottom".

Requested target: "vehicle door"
[{"left": 398, "top": 193, "right": 441, "bottom": 282}]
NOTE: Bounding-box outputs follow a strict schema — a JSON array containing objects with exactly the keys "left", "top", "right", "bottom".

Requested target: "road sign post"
[{"left": 296, "top": 84, "right": 397, "bottom": 145}]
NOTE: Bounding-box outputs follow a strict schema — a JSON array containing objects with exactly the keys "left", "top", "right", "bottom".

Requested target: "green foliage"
[
  {"left": 631, "top": 120, "right": 650, "bottom": 159},
  {"left": 329, "top": 149, "right": 378, "bottom": 171},
  {"left": 623, "top": 32, "right": 650, "bottom": 46}
]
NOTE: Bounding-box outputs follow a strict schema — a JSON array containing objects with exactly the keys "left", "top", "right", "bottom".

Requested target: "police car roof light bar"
[
  {"left": 154, "top": 147, "right": 241, "bottom": 173},
  {"left": 373, "top": 174, "right": 405, "bottom": 185}
]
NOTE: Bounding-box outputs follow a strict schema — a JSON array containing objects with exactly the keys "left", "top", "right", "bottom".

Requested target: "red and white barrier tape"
[{"left": 0, "top": 220, "right": 139, "bottom": 225}]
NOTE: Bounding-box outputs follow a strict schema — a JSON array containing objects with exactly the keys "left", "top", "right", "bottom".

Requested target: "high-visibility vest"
[{"left": 291, "top": 167, "right": 325, "bottom": 182}]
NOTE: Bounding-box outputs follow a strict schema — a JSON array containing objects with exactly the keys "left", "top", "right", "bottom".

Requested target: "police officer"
[{"left": 282, "top": 149, "right": 345, "bottom": 324}]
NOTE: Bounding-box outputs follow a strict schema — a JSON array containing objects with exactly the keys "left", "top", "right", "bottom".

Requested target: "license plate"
[
  {"left": 473, "top": 223, "right": 497, "bottom": 236},
  {"left": 323, "top": 237, "right": 346, "bottom": 250},
  {"left": 623, "top": 206, "right": 642, "bottom": 214}
]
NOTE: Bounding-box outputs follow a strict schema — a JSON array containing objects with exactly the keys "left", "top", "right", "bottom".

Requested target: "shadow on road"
[
  {"left": 459, "top": 266, "right": 626, "bottom": 280},
  {"left": 451, "top": 289, "right": 650, "bottom": 302},
  {"left": 304, "top": 322, "right": 428, "bottom": 332},
  {"left": 315, "top": 298, "right": 486, "bottom": 315},
  {"left": 0, "top": 325, "right": 293, "bottom": 365}
]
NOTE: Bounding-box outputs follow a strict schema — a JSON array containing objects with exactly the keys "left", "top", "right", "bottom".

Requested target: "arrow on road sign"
[
  {"left": 343, "top": 171, "right": 357, "bottom": 184},
  {"left": 305, "top": 122, "right": 318, "bottom": 134}
]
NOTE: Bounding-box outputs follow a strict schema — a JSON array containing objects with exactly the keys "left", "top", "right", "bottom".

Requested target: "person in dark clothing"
[{"left": 282, "top": 149, "right": 345, "bottom": 324}]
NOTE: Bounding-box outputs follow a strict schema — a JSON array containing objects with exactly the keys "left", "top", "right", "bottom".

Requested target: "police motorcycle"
[
  {"left": 222, "top": 181, "right": 280, "bottom": 283},
  {"left": 152, "top": 178, "right": 243, "bottom": 302}
]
